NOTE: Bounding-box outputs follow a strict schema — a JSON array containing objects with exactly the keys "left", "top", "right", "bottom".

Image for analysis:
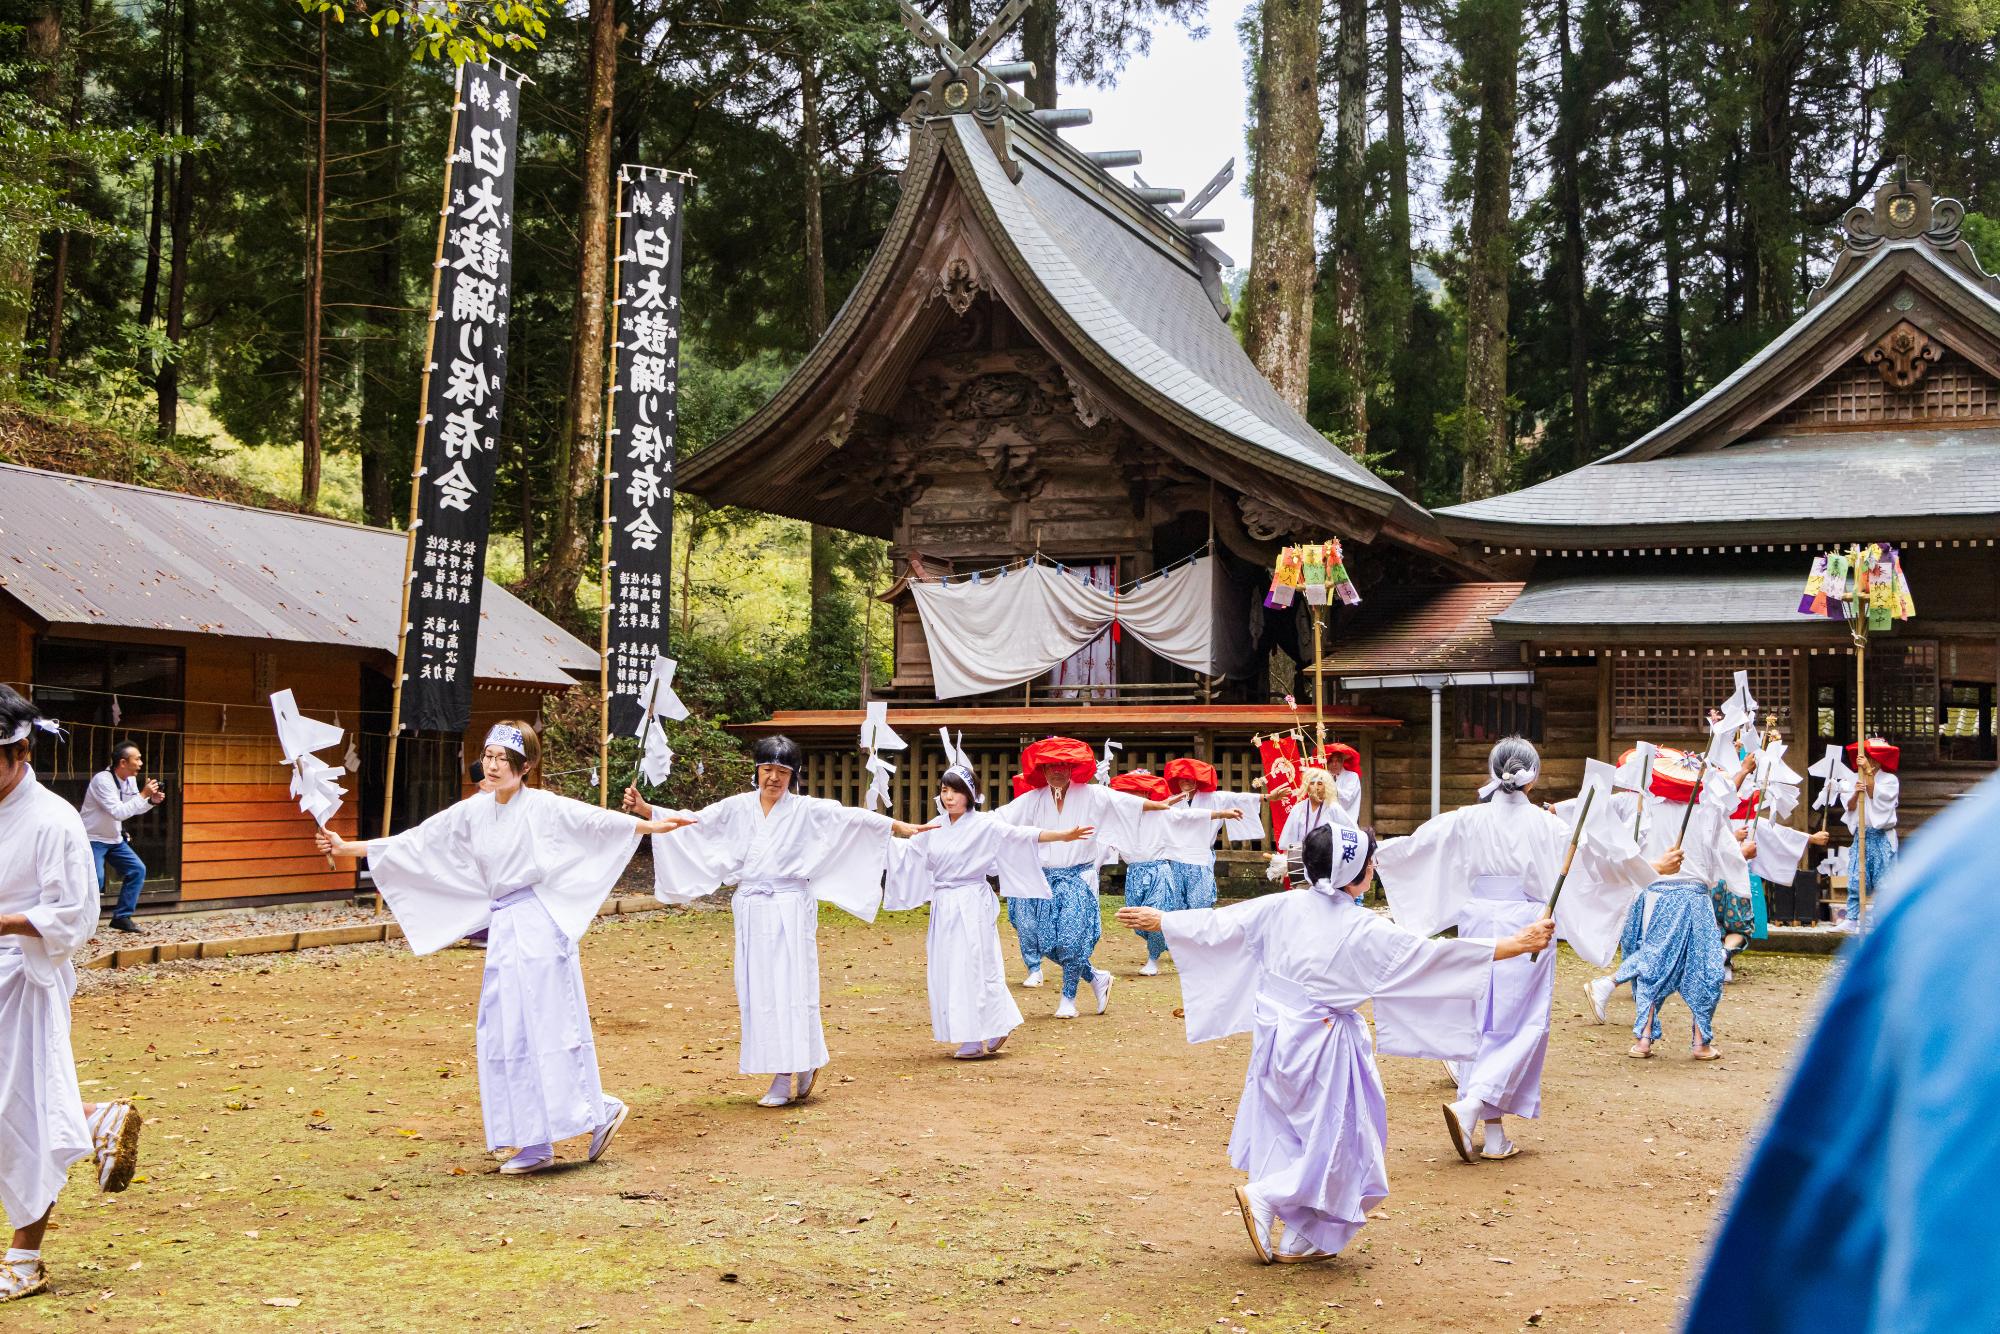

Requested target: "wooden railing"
[{"left": 800, "top": 735, "right": 1278, "bottom": 842}]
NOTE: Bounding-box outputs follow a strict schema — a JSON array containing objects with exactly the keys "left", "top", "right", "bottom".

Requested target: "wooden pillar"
[{"left": 1595, "top": 652, "right": 1612, "bottom": 761}]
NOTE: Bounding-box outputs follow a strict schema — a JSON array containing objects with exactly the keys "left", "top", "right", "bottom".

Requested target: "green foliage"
[{"left": 295, "top": 0, "right": 553, "bottom": 65}]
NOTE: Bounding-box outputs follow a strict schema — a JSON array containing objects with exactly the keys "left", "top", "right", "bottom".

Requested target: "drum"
[{"left": 1618, "top": 745, "right": 1702, "bottom": 804}]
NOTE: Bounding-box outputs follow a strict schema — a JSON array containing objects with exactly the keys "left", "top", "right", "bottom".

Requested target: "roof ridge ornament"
[{"left": 1807, "top": 156, "right": 2000, "bottom": 307}]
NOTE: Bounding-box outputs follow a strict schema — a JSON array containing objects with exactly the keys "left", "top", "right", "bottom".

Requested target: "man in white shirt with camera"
[{"left": 80, "top": 743, "right": 164, "bottom": 934}]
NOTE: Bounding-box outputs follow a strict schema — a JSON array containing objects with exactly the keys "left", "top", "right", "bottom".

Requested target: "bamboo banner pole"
[
  {"left": 596, "top": 172, "right": 629, "bottom": 807},
  {"left": 1311, "top": 604, "right": 1326, "bottom": 760},
  {"left": 1531, "top": 785, "right": 1594, "bottom": 961},
  {"left": 1851, "top": 580, "right": 1870, "bottom": 928},
  {"left": 1672, "top": 754, "right": 1710, "bottom": 850},
  {"left": 380, "top": 62, "right": 466, "bottom": 854}
]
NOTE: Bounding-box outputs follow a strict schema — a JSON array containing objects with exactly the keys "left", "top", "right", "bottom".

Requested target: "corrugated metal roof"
[
  {"left": 1439, "top": 429, "right": 2000, "bottom": 541},
  {"left": 0, "top": 464, "right": 596, "bottom": 687},
  {"left": 1309, "top": 583, "right": 1526, "bottom": 675}
]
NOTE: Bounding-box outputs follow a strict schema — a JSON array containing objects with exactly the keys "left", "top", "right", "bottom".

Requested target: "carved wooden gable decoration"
[{"left": 1592, "top": 163, "right": 2000, "bottom": 460}]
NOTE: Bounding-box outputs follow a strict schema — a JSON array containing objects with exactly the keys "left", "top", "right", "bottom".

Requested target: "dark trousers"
[{"left": 93, "top": 839, "right": 148, "bottom": 918}]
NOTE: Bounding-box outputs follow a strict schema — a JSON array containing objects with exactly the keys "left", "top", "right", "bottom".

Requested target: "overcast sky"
[{"left": 1047, "top": 0, "right": 1258, "bottom": 267}]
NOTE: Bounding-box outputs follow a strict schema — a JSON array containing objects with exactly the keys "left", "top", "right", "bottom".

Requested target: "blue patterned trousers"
[
  {"left": 1011, "top": 863, "right": 1102, "bottom": 998},
  {"left": 1169, "top": 859, "right": 1218, "bottom": 912},
  {"left": 1121, "top": 860, "right": 1180, "bottom": 960},
  {"left": 1846, "top": 833, "right": 1896, "bottom": 925}
]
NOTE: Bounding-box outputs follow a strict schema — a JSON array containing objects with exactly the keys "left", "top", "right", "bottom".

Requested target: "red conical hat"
[
  {"left": 1164, "top": 757, "right": 1218, "bottom": 792},
  {"left": 1110, "top": 770, "right": 1169, "bottom": 801},
  {"left": 1020, "top": 736, "right": 1097, "bottom": 786},
  {"left": 1844, "top": 738, "right": 1901, "bottom": 773},
  {"left": 1010, "top": 771, "right": 1034, "bottom": 799},
  {"left": 1322, "top": 742, "right": 1361, "bottom": 776}
]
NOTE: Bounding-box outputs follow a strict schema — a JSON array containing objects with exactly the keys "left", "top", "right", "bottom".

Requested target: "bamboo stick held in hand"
[
  {"left": 1672, "top": 754, "right": 1710, "bottom": 850},
  {"left": 1532, "top": 785, "right": 1594, "bottom": 962}
]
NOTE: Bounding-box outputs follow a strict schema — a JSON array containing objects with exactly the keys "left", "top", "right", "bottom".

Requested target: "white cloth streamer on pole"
[{"left": 907, "top": 557, "right": 1216, "bottom": 699}]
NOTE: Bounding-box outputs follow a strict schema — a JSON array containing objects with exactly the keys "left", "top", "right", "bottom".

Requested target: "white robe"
[
  {"left": 0, "top": 768, "right": 98, "bottom": 1229},
  {"left": 994, "top": 782, "right": 1147, "bottom": 869},
  {"left": 650, "top": 790, "right": 895, "bottom": 1074},
  {"left": 1161, "top": 791, "right": 1263, "bottom": 867},
  {"left": 1276, "top": 797, "right": 1353, "bottom": 866},
  {"left": 367, "top": 787, "right": 644, "bottom": 1149},
  {"left": 1839, "top": 771, "right": 1901, "bottom": 853},
  {"left": 1163, "top": 887, "right": 1492, "bottom": 1255},
  {"left": 883, "top": 812, "right": 1041, "bottom": 1043},
  {"left": 1375, "top": 790, "right": 1656, "bottom": 1122}
]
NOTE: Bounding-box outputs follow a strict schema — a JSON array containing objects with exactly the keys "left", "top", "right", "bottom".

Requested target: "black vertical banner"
[
  {"left": 603, "top": 170, "right": 687, "bottom": 736},
  {"left": 400, "top": 64, "right": 522, "bottom": 733}
]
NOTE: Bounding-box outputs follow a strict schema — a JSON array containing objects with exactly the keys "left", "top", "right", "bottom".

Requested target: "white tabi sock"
[
  {"left": 1483, "top": 1118, "right": 1508, "bottom": 1155},
  {"left": 4, "top": 1250, "right": 39, "bottom": 1265},
  {"left": 764, "top": 1074, "right": 792, "bottom": 1103}
]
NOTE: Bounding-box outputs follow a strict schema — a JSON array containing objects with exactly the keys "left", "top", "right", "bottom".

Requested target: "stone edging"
[{"left": 80, "top": 894, "right": 667, "bottom": 971}]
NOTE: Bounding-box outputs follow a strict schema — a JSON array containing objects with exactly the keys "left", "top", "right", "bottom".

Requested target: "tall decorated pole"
[
  {"left": 1798, "top": 542, "right": 1915, "bottom": 928},
  {"left": 598, "top": 165, "right": 692, "bottom": 803},
  {"left": 383, "top": 60, "right": 528, "bottom": 832},
  {"left": 1265, "top": 540, "right": 1361, "bottom": 761}
]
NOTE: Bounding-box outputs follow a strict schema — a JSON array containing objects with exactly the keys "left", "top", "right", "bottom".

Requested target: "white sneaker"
[
  {"left": 1585, "top": 976, "right": 1613, "bottom": 1025},
  {"left": 1054, "top": 995, "right": 1078, "bottom": 1019},
  {"left": 1091, "top": 971, "right": 1114, "bottom": 1014},
  {"left": 1023, "top": 967, "right": 1044, "bottom": 988},
  {"left": 588, "top": 1096, "right": 629, "bottom": 1162},
  {"left": 1139, "top": 958, "right": 1159, "bottom": 976}
]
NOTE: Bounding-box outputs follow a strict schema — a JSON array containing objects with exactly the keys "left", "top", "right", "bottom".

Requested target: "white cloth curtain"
[{"left": 908, "top": 557, "right": 1215, "bottom": 699}]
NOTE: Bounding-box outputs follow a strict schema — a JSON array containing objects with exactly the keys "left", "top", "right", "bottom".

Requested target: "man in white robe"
[
  {"left": 633, "top": 735, "right": 927, "bottom": 1106},
  {"left": 1374, "top": 738, "right": 1672, "bottom": 1163},
  {"left": 1268, "top": 766, "right": 1355, "bottom": 884},
  {"left": 0, "top": 690, "right": 142, "bottom": 1303},
  {"left": 1120, "top": 822, "right": 1554, "bottom": 1263},
  {"left": 994, "top": 737, "right": 1174, "bottom": 1017}
]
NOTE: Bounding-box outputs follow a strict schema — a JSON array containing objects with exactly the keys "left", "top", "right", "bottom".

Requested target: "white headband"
[
  {"left": 0, "top": 718, "right": 61, "bottom": 746},
  {"left": 1310, "top": 824, "right": 1369, "bottom": 895},
  {"left": 942, "top": 761, "right": 985, "bottom": 806},
  {"left": 1478, "top": 764, "right": 1539, "bottom": 800},
  {"left": 484, "top": 724, "right": 527, "bottom": 756}
]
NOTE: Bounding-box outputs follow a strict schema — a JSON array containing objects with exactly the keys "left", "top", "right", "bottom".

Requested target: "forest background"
[{"left": 3, "top": 0, "right": 2000, "bottom": 793}]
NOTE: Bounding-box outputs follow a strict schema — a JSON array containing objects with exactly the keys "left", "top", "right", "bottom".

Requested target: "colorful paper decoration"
[
  {"left": 1800, "top": 543, "right": 1914, "bottom": 626},
  {"left": 1265, "top": 540, "right": 1361, "bottom": 610}
]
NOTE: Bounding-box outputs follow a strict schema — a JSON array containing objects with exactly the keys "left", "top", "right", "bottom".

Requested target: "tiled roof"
[
  {"left": 1308, "top": 583, "right": 1526, "bottom": 675},
  {"left": 1439, "top": 429, "right": 2000, "bottom": 544},
  {"left": 957, "top": 120, "right": 1407, "bottom": 512},
  {"left": 0, "top": 464, "right": 596, "bottom": 687},
  {"left": 1490, "top": 565, "right": 1849, "bottom": 644}
]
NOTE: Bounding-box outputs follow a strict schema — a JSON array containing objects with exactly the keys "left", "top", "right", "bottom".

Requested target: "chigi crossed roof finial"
[{"left": 900, "top": 0, "right": 1038, "bottom": 123}]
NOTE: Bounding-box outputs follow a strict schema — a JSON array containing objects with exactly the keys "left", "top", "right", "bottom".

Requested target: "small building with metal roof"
[{"left": 0, "top": 463, "right": 596, "bottom": 915}]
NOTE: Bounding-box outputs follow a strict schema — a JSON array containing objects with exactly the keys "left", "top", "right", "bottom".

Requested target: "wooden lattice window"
[
  {"left": 1455, "top": 685, "right": 1544, "bottom": 743},
  {"left": 1867, "top": 641, "right": 1939, "bottom": 763},
  {"left": 1774, "top": 349, "right": 2000, "bottom": 429},
  {"left": 1613, "top": 656, "right": 1794, "bottom": 739}
]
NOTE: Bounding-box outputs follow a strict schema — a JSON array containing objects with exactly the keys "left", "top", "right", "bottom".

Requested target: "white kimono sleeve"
[
  {"left": 650, "top": 797, "right": 743, "bottom": 906},
  {"left": 1553, "top": 836, "right": 1659, "bottom": 969},
  {"left": 882, "top": 835, "right": 938, "bottom": 913},
  {"left": 1751, "top": 821, "right": 1812, "bottom": 887},
  {"left": 1361, "top": 923, "right": 1495, "bottom": 1063},
  {"left": 988, "top": 821, "right": 1050, "bottom": 900},
  {"left": 367, "top": 800, "right": 489, "bottom": 957},
  {"left": 797, "top": 798, "right": 896, "bottom": 923},
  {"left": 1160, "top": 893, "right": 1290, "bottom": 1043},
  {"left": 1088, "top": 785, "right": 1150, "bottom": 862},
  {"left": 18, "top": 816, "right": 98, "bottom": 986},
  {"left": 1372, "top": 808, "right": 1479, "bottom": 940},
  {"left": 1215, "top": 791, "right": 1265, "bottom": 844},
  {"left": 531, "top": 792, "right": 648, "bottom": 942}
]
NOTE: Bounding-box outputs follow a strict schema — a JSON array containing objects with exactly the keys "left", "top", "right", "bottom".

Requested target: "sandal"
[
  {"left": 1234, "top": 1185, "right": 1274, "bottom": 1265},
  {"left": 1627, "top": 1044, "right": 1654, "bottom": 1059},
  {"left": 1481, "top": 1139, "right": 1521, "bottom": 1161},
  {"left": 1441, "top": 1102, "right": 1477, "bottom": 1164},
  {"left": 983, "top": 1034, "right": 1008, "bottom": 1056},
  {"left": 0, "top": 1258, "right": 48, "bottom": 1303},
  {"left": 91, "top": 1100, "right": 142, "bottom": 1193}
]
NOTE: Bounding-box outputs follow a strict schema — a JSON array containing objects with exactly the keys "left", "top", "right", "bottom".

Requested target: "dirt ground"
[{"left": 26, "top": 901, "right": 1835, "bottom": 1333}]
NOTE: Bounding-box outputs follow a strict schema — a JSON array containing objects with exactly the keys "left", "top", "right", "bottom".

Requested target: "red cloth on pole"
[{"left": 1259, "top": 735, "right": 1304, "bottom": 839}]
